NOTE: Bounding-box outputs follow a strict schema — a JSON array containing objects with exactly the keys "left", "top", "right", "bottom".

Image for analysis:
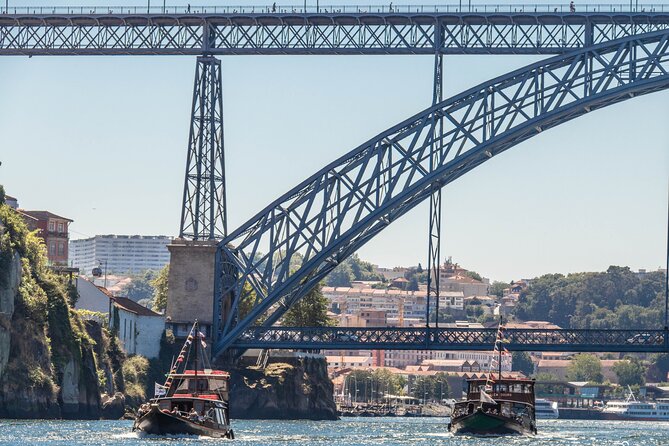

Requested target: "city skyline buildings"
[{"left": 1, "top": 1, "right": 668, "bottom": 282}]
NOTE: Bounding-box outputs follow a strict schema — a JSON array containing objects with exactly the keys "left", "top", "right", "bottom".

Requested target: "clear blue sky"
[{"left": 1, "top": 1, "right": 668, "bottom": 282}]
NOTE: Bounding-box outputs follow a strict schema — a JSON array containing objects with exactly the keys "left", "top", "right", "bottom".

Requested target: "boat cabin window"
[
  {"left": 175, "top": 378, "right": 209, "bottom": 392},
  {"left": 188, "top": 378, "right": 209, "bottom": 392},
  {"left": 209, "top": 378, "right": 228, "bottom": 393}
]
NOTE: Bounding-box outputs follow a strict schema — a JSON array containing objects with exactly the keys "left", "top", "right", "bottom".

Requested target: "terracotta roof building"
[{"left": 19, "top": 210, "right": 73, "bottom": 265}]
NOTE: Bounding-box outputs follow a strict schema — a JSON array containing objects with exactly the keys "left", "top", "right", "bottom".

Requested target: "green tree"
[
  {"left": 535, "top": 372, "right": 563, "bottom": 396},
  {"left": 282, "top": 282, "right": 333, "bottom": 327},
  {"left": 567, "top": 354, "right": 603, "bottom": 383},
  {"left": 372, "top": 368, "right": 406, "bottom": 397},
  {"left": 489, "top": 281, "right": 508, "bottom": 298},
  {"left": 512, "top": 351, "right": 535, "bottom": 377},
  {"left": 612, "top": 357, "right": 646, "bottom": 387},
  {"left": 150, "top": 264, "right": 169, "bottom": 312},
  {"left": 433, "top": 372, "right": 450, "bottom": 400},
  {"left": 648, "top": 353, "right": 669, "bottom": 382},
  {"left": 326, "top": 263, "right": 354, "bottom": 287},
  {"left": 407, "top": 276, "right": 419, "bottom": 291},
  {"left": 237, "top": 281, "right": 267, "bottom": 324},
  {"left": 0, "top": 185, "right": 5, "bottom": 204},
  {"left": 464, "top": 270, "right": 483, "bottom": 282},
  {"left": 121, "top": 270, "right": 156, "bottom": 302},
  {"left": 345, "top": 370, "right": 373, "bottom": 402},
  {"left": 412, "top": 375, "right": 435, "bottom": 402}
]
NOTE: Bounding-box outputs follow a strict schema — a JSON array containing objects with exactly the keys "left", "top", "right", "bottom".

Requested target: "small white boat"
[{"left": 534, "top": 399, "right": 559, "bottom": 419}]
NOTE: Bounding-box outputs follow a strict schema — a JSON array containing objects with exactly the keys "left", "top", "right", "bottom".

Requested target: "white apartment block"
[
  {"left": 69, "top": 234, "right": 172, "bottom": 274},
  {"left": 385, "top": 349, "right": 512, "bottom": 371},
  {"left": 324, "top": 287, "right": 464, "bottom": 322}
]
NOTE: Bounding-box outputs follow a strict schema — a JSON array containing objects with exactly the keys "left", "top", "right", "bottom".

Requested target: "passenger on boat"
[
  {"left": 137, "top": 404, "right": 149, "bottom": 418},
  {"left": 188, "top": 408, "right": 199, "bottom": 422}
]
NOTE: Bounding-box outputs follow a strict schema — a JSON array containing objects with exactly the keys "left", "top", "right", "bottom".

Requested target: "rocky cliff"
[
  {"left": 0, "top": 203, "right": 123, "bottom": 419},
  {"left": 228, "top": 356, "right": 337, "bottom": 420}
]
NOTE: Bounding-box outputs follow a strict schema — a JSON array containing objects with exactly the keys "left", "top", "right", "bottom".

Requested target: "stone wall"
[{"left": 165, "top": 239, "right": 218, "bottom": 326}]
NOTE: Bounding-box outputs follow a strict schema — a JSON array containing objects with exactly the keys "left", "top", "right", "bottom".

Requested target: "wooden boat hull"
[
  {"left": 449, "top": 409, "right": 535, "bottom": 436},
  {"left": 133, "top": 406, "right": 233, "bottom": 439}
]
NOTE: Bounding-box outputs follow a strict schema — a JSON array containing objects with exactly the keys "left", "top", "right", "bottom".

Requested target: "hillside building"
[{"left": 69, "top": 234, "right": 172, "bottom": 274}]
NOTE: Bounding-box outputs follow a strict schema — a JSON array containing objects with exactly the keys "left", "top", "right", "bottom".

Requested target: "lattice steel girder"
[
  {"left": 179, "top": 55, "right": 227, "bottom": 240},
  {"left": 2, "top": 13, "right": 669, "bottom": 55},
  {"left": 212, "top": 29, "right": 669, "bottom": 356},
  {"left": 231, "top": 327, "right": 669, "bottom": 353},
  {"left": 426, "top": 51, "right": 443, "bottom": 327}
]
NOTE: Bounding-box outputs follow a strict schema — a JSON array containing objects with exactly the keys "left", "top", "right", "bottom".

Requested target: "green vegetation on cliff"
[{"left": 0, "top": 198, "right": 120, "bottom": 418}]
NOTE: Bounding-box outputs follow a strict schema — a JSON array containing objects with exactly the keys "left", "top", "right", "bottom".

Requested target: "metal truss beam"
[
  {"left": 179, "top": 55, "right": 227, "bottom": 240},
  {"left": 213, "top": 29, "right": 669, "bottom": 357},
  {"left": 2, "top": 13, "right": 669, "bottom": 55},
  {"left": 426, "top": 49, "right": 443, "bottom": 328},
  {"left": 231, "top": 327, "right": 669, "bottom": 353}
]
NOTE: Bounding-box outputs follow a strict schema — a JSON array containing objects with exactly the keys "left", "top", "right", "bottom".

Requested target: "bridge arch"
[{"left": 213, "top": 29, "right": 669, "bottom": 355}]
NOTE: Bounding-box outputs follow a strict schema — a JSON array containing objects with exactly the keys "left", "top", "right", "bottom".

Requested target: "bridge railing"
[
  {"left": 3, "top": 3, "right": 669, "bottom": 15},
  {"left": 230, "top": 326, "right": 669, "bottom": 352}
]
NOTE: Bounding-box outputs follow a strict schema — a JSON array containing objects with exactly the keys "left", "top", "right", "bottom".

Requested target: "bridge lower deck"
[{"left": 230, "top": 327, "right": 669, "bottom": 352}]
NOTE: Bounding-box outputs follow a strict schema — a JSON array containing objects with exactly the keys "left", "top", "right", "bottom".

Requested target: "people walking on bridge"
[
  {"left": 187, "top": 4, "right": 191, "bottom": 13},
  {"left": 389, "top": 2, "right": 393, "bottom": 12},
  {"left": 570, "top": 1, "right": 575, "bottom": 12},
  {"left": 272, "top": 2, "right": 277, "bottom": 13}
]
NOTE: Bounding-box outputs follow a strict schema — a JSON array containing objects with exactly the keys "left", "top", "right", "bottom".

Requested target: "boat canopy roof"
[
  {"left": 169, "top": 369, "right": 230, "bottom": 379},
  {"left": 466, "top": 377, "right": 535, "bottom": 384}
]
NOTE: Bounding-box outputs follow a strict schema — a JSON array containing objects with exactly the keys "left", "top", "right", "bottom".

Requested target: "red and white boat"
[{"left": 133, "top": 322, "right": 234, "bottom": 439}]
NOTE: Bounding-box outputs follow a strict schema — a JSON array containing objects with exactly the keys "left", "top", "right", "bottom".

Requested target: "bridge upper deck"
[{"left": 2, "top": 5, "right": 669, "bottom": 55}]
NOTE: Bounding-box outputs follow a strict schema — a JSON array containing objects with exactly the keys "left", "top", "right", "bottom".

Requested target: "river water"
[{"left": 0, "top": 418, "right": 663, "bottom": 445}]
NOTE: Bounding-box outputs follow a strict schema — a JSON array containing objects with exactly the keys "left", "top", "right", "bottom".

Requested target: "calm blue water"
[{"left": 0, "top": 418, "right": 664, "bottom": 445}]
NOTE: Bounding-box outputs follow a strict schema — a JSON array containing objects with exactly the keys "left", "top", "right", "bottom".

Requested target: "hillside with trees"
[
  {"left": 513, "top": 266, "right": 666, "bottom": 329},
  {"left": 325, "top": 254, "right": 386, "bottom": 287}
]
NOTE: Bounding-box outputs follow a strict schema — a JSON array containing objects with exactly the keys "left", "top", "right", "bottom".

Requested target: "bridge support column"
[
  {"left": 179, "top": 55, "right": 227, "bottom": 240},
  {"left": 167, "top": 56, "right": 230, "bottom": 352},
  {"left": 426, "top": 51, "right": 443, "bottom": 329}
]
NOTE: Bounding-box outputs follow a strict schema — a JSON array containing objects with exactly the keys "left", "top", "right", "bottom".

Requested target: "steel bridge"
[
  {"left": 230, "top": 327, "right": 669, "bottom": 353},
  {"left": 2, "top": 7, "right": 669, "bottom": 56},
  {"left": 3, "top": 5, "right": 668, "bottom": 357},
  {"left": 215, "top": 28, "right": 669, "bottom": 356}
]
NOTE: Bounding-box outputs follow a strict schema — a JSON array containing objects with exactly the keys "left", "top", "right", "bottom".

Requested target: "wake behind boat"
[{"left": 133, "top": 321, "right": 234, "bottom": 439}]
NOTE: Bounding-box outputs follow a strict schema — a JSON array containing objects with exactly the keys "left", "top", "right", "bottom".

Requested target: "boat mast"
[
  {"left": 194, "top": 320, "right": 198, "bottom": 385},
  {"left": 499, "top": 315, "right": 503, "bottom": 381},
  {"left": 665, "top": 181, "right": 669, "bottom": 329}
]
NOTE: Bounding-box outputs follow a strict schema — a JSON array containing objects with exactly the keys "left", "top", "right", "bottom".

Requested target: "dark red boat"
[
  {"left": 449, "top": 320, "right": 537, "bottom": 436},
  {"left": 133, "top": 322, "right": 234, "bottom": 439}
]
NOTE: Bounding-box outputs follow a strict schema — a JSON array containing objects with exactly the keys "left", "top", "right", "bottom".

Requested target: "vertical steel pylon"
[
  {"left": 179, "top": 55, "right": 227, "bottom": 240},
  {"left": 426, "top": 32, "right": 443, "bottom": 329}
]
